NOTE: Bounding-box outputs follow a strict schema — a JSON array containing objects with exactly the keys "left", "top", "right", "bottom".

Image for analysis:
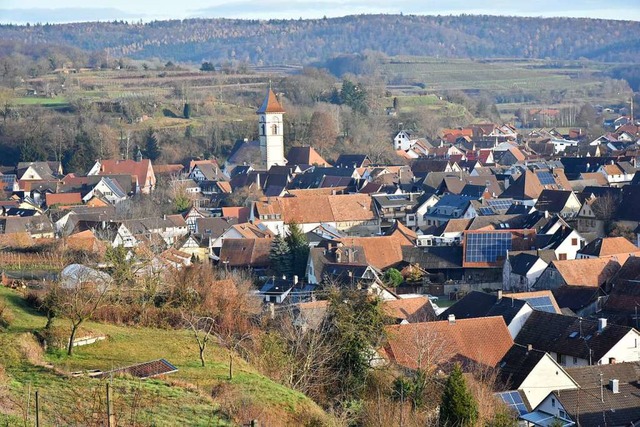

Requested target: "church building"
[
  {"left": 224, "top": 87, "right": 287, "bottom": 174},
  {"left": 257, "top": 88, "right": 287, "bottom": 170}
]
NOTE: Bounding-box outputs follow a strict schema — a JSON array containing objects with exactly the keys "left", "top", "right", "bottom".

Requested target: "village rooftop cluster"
[{"left": 2, "top": 89, "right": 640, "bottom": 425}]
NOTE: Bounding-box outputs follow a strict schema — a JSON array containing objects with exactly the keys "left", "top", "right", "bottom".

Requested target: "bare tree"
[
  {"left": 182, "top": 312, "right": 216, "bottom": 367},
  {"left": 45, "top": 266, "right": 113, "bottom": 355}
]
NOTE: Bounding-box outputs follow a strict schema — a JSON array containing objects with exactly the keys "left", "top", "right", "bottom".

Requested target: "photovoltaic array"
[
  {"left": 536, "top": 171, "right": 556, "bottom": 185},
  {"left": 496, "top": 391, "right": 528, "bottom": 416},
  {"left": 524, "top": 296, "right": 556, "bottom": 313},
  {"left": 465, "top": 232, "right": 512, "bottom": 263}
]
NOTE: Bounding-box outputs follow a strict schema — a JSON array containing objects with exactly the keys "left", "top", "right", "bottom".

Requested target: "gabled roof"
[
  {"left": 97, "top": 159, "right": 154, "bottom": 189},
  {"left": 555, "top": 363, "right": 640, "bottom": 427},
  {"left": 335, "top": 222, "right": 415, "bottom": 269},
  {"left": 507, "top": 252, "right": 546, "bottom": 276},
  {"left": 504, "top": 290, "right": 561, "bottom": 313},
  {"left": 534, "top": 190, "right": 575, "bottom": 213},
  {"left": 616, "top": 185, "right": 640, "bottom": 222},
  {"left": 549, "top": 258, "right": 621, "bottom": 287},
  {"left": 383, "top": 296, "right": 436, "bottom": 323},
  {"left": 499, "top": 170, "right": 544, "bottom": 200},
  {"left": 515, "top": 311, "right": 635, "bottom": 361},
  {"left": 439, "top": 291, "right": 527, "bottom": 326},
  {"left": 382, "top": 316, "right": 514, "bottom": 370},
  {"left": 226, "top": 139, "right": 262, "bottom": 168},
  {"left": 286, "top": 146, "right": 329, "bottom": 167},
  {"left": 45, "top": 192, "right": 82, "bottom": 207},
  {"left": 333, "top": 154, "right": 370, "bottom": 169},
  {"left": 219, "top": 238, "right": 272, "bottom": 267},
  {"left": 578, "top": 237, "right": 640, "bottom": 258},
  {"left": 256, "top": 88, "right": 285, "bottom": 114},
  {"left": 497, "top": 344, "right": 549, "bottom": 390},
  {"left": 254, "top": 193, "right": 375, "bottom": 224}
]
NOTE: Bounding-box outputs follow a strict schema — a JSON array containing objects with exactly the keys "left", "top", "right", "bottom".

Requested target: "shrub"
[{"left": 0, "top": 301, "right": 13, "bottom": 329}]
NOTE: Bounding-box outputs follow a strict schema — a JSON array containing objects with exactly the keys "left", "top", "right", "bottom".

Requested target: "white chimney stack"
[
  {"left": 598, "top": 318, "right": 607, "bottom": 333},
  {"left": 610, "top": 379, "right": 619, "bottom": 394},
  {"left": 448, "top": 314, "right": 456, "bottom": 324}
]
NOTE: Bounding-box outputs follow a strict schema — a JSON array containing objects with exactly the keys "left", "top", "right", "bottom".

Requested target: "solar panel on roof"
[
  {"left": 487, "top": 199, "right": 514, "bottom": 209},
  {"left": 386, "top": 195, "right": 407, "bottom": 200},
  {"left": 524, "top": 296, "right": 556, "bottom": 313},
  {"left": 478, "top": 207, "right": 496, "bottom": 215},
  {"left": 536, "top": 171, "right": 556, "bottom": 185},
  {"left": 496, "top": 391, "right": 528, "bottom": 416},
  {"left": 465, "top": 232, "right": 513, "bottom": 263}
]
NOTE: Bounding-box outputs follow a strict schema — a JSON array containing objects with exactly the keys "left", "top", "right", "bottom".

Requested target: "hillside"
[
  {"left": 0, "top": 286, "right": 332, "bottom": 426},
  {"left": 0, "top": 15, "right": 639, "bottom": 65}
]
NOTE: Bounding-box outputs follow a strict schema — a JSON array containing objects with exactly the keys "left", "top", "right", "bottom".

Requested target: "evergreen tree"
[
  {"left": 325, "top": 288, "right": 387, "bottom": 402},
  {"left": 269, "top": 234, "right": 292, "bottom": 277},
  {"left": 183, "top": 103, "right": 192, "bottom": 119},
  {"left": 65, "top": 130, "right": 98, "bottom": 174},
  {"left": 143, "top": 127, "right": 161, "bottom": 161},
  {"left": 285, "top": 222, "right": 309, "bottom": 279},
  {"left": 383, "top": 267, "right": 403, "bottom": 287},
  {"left": 439, "top": 364, "right": 479, "bottom": 427}
]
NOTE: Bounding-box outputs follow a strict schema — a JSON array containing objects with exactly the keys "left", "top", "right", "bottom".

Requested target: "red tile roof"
[
  {"left": 256, "top": 88, "right": 285, "bottom": 114},
  {"left": 381, "top": 316, "right": 513, "bottom": 370},
  {"left": 46, "top": 192, "right": 82, "bottom": 207}
]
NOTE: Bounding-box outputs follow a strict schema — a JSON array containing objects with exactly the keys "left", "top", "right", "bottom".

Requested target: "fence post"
[
  {"left": 107, "top": 383, "right": 115, "bottom": 427},
  {"left": 35, "top": 390, "right": 39, "bottom": 427}
]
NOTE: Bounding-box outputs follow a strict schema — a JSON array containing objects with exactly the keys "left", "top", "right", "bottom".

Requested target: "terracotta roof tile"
[
  {"left": 382, "top": 316, "right": 513, "bottom": 370},
  {"left": 383, "top": 297, "right": 436, "bottom": 322},
  {"left": 46, "top": 192, "right": 82, "bottom": 207},
  {"left": 550, "top": 258, "right": 621, "bottom": 287},
  {"left": 254, "top": 194, "right": 376, "bottom": 223},
  {"left": 256, "top": 88, "right": 285, "bottom": 114}
]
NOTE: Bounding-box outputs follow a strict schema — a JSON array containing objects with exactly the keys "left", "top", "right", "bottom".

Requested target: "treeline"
[{"left": 0, "top": 15, "right": 638, "bottom": 65}]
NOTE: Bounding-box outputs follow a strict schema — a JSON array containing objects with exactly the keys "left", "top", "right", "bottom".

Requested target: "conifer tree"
[
  {"left": 285, "top": 222, "right": 309, "bottom": 278},
  {"left": 143, "top": 127, "right": 161, "bottom": 161},
  {"left": 439, "top": 364, "right": 478, "bottom": 427},
  {"left": 269, "top": 234, "right": 292, "bottom": 277}
]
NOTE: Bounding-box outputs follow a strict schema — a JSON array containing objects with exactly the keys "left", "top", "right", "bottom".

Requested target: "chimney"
[
  {"left": 610, "top": 379, "right": 619, "bottom": 393},
  {"left": 268, "top": 302, "right": 275, "bottom": 319},
  {"left": 448, "top": 314, "right": 456, "bottom": 324},
  {"left": 598, "top": 318, "right": 607, "bottom": 333},
  {"left": 504, "top": 177, "right": 510, "bottom": 190},
  {"left": 527, "top": 344, "right": 533, "bottom": 352},
  {"left": 282, "top": 274, "right": 286, "bottom": 280},
  {"left": 293, "top": 275, "right": 298, "bottom": 285},
  {"left": 497, "top": 290, "right": 503, "bottom": 301}
]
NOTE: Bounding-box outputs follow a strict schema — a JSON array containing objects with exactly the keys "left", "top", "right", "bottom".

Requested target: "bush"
[
  {"left": 383, "top": 268, "right": 403, "bottom": 287},
  {"left": 0, "top": 301, "right": 14, "bottom": 329}
]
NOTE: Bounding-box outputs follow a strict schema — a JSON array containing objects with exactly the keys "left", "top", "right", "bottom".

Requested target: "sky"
[{"left": 0, "top": 0, "right": 639, "bottom": 24}]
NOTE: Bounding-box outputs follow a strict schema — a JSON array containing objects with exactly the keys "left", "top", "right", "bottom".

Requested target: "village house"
[
  {"left": 523, "top": 363, "right": 640, "bottom": 426},
  {"left": 502, "top": 250, "right": 556, "bottom": 292},
  {"left": 251, "top": 193, "right": 380, "bottom": 236},
  {"left": 439, "top": 290, "right": 534, "bottom": 338},
  {"left": 576, "top": 236, "right": 640, "bottom": 261},
  {"left": 378, "top": 316, "right": 514, "bottom": 372},
  {"left": 497, "top": 344, "right": 578, "bottom": 409},
  {"left": 515, "top": 311, "right": 640, "bottom": 367},
  {"left": 88, "top": 158, "right": 156, "bottom": 194}
]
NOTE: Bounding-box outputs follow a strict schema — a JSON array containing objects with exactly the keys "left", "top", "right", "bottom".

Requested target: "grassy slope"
[{"left": 0, "top": 286, "right": 331, "bottom": 426}]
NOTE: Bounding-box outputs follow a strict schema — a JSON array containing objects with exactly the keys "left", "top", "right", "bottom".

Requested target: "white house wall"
[
  {"left": 598, "top": 329, "right": 640, "bottom": 364},
  {"left": 507, "top": 304, "right": 534, "bottom": 339},
  {"left": 519, "top": 354, "right": 578, "bottom": 408}
]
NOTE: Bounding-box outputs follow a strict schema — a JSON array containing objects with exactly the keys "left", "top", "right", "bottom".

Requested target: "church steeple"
[{"left": 257, "top": 87, "right": 286, "bottom": 170}]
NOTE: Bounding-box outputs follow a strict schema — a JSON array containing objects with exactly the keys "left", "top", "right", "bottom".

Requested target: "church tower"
[{"left": 257, "top": 87, "right": 286, "bottom": 170}]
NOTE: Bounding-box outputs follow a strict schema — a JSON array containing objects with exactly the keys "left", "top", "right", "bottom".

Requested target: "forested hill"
[{"left": 1, "top": 14, "right": 639, "bottom": 65}]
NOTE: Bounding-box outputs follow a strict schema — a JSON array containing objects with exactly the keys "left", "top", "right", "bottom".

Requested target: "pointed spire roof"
[{"left": 256, "top": 88, "right": 285, "bottom": 114}]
